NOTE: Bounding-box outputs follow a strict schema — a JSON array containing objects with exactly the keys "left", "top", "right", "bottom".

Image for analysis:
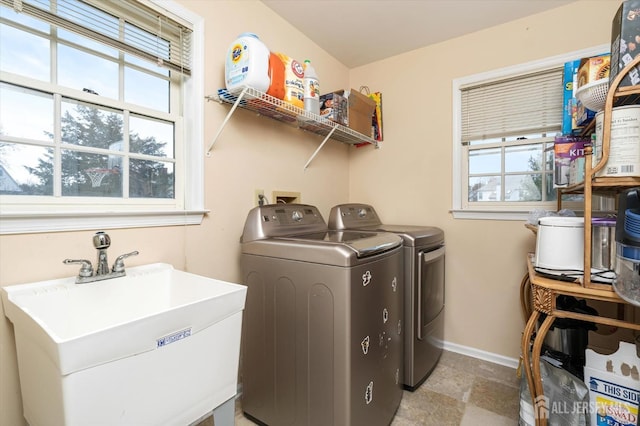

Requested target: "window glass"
[
  {"left": 0, "top": 144, "right": 53, "bottom": 195},
  {"left": 505, "top": 174, "right": 541, "bottom": 202},
  {"left": 469, "top": 176, "right": 501, "bottom": 202},
  {"left": 505, "top": 145, "right": 542, "bottom": 173},
  {"left": 0, "top": 4, "right": 49, "bottom": 31},
  {"left": 469, "top": 148, "right": 500, "bottom": 174},
  {"left": 61, "top": 151, "right": 122, "bottom": 197},
  {"left": 129, "top": 115, "right": 174, "bottom": 157},
  {"left": 124, "top": 67, "right": 170, "bottom": 112},
  {"left": 0, "top": 24, "right": 50, "bottom": 80},
  {"left": 60, "top": 100, "right": 123, "bottom": 149},
  {"left": 0, "top": 83, "right": 53, "bottom": 141},
  {"left": 129, "top": 159, "right": 174, "bottom": 198},
  {"left": 0, "top": 0, "right": 201, "bottom": 234},
  {"left": 58, "top": 44, "right": 119, "bottom": 98}
]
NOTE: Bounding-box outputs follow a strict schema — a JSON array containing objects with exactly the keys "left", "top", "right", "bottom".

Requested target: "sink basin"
[{"left": 2, "top": 262, "right": 247, "bottom": 426}]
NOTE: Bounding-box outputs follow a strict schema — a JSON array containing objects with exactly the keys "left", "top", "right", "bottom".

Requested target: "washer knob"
[
  {"left": 358, "top": 208, "right": 367, "bottom": 218},
  {"left": 292, "top": 210, "right": 303, "bottom": 222}
]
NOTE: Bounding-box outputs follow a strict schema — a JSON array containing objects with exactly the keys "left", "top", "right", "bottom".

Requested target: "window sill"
[
  {"left": 0, "top": 210, "right": 208, "bottom": 235},
  {"left": 451, "top": 209, "right": 531, "bottom": 221}
]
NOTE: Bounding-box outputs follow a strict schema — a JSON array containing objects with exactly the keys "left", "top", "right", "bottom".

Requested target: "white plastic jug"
[
  {"left": 303, "top": 59, "right": 320, "bottom": 115},
  {"left": 225, "top": 33, "right": 270, "bottom": 94}
]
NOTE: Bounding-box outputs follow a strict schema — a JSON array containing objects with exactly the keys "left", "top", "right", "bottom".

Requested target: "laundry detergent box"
[{"left": 584, "top": 341, "right": 640, "bottom": 426}]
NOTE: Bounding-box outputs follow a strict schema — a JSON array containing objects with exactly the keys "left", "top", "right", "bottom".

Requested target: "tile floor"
[{"left": 200, "top": 350, "right": 520, "bottom": 426}]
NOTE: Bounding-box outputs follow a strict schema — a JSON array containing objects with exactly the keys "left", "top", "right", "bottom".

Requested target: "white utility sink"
[{"left": 2, "top": 263, "right": 247, "bottom": 426}]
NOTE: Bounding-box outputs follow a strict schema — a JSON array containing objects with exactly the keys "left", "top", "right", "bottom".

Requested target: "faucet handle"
[
  {"left": 112, "top": 251, "right": 139, "bottom": 273},
  {"left": 63, "top": 259, "right": 94, "bottom": 277}
]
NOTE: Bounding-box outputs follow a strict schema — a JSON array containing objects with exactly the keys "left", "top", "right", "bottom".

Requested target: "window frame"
[
  {"left": 0, "top": 0, "right": 206, "bottom": 234},
  {"left": 451, "top": 44, "right": 609, "bottom": 221}
]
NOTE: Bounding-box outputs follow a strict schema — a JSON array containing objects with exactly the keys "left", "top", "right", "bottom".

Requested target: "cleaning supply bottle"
[
  {"left": 225, "top": 33, "right": 270, "bottom": 94},
  {"left": 303, "top": 59, "right": 320, "bottom": 115}
]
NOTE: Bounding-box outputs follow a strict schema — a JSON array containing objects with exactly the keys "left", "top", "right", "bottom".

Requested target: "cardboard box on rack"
[
  {"left": 610, "top": 0, "right": 640, "bottom": 88},
  {"left": 319, "top": 92, "right": 348, "bottom": 126},
  {"left": 577, "top": 55, "right": 611, "bottom": 88},
  {"left": 553, "top": 136, "right": 590, "bottom": 187},
  {"left": 329, "top": 89, "right": 376, "bottom": 137},
  {"left": 562, "top": 59, "right": 580, "bottom": 135}
]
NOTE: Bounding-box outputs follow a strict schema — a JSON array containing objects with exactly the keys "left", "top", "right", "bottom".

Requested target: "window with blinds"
[
  {"left": 0, "top": 0, "right": 193, "bottom": 207},
  {"left": 459, "top": 67, "right": 563, "bottom": 207}
]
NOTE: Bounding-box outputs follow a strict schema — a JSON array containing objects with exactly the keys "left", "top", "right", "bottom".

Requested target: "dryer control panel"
[{"left": 329, "top": 203, "right": 382, "bottom": 229}]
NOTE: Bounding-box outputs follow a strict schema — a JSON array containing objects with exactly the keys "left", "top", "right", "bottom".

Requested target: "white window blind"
[
  {"left": 1, "top": 0, "right": 192, "bottom": 74},
  {"left": 460, "top": 68, "right": 563, "bottom": 142}
]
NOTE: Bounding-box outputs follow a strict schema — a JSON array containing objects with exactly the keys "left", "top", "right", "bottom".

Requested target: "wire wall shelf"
[{"left": 206, "top": 87, "right": 378, "bottom": 169}]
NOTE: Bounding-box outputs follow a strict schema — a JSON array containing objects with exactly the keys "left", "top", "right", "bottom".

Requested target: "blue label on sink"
[{"left": 156, "top": 328, "right": 192, "bottom": 348}]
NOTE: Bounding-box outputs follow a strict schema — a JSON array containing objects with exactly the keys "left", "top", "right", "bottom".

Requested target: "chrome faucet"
[
  {"left": 93, "top": 231, "right": 111, "bottom": 275},
  {"left": 64, "top": 231, "right": 139, "bottom": 284}
]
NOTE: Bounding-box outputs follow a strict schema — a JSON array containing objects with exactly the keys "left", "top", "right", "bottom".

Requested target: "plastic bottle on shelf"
[
  {"left": 303, "top": 59, "right": 320, "bottom": 115},
  {"left": 225, "top": 32, "right": 270, "bottom": 94}
]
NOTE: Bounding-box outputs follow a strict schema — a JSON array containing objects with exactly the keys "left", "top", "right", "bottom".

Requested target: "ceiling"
[{"left": 261, "top": 0, "right": 576, "bottom": 68}]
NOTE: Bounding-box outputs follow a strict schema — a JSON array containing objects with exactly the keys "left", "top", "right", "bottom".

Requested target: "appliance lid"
[
  {"left": 328, "top": 203, "right": 444, "bottom": 247},
  {"left": 279, "top": 230, "right": 402, "bottom": 257},
  {"left": 240, "top": 204, "right": 402, "bottom": 264},
  {"left": 241, "top": 230, "right": 402, "bottom": 265}
]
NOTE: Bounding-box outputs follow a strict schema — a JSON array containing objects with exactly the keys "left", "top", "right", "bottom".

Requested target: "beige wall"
[
  {"left": 348, "top": 0, "right": 622, "bottom": 359},
  {"left": 0, "top": 1, "right": 351, "bottom": 424},
  {"left": 0, "top": 1, "right": 626, "bottom": 424}
]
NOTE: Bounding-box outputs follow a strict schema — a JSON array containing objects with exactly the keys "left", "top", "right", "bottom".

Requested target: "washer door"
[{"left": 417, "top": 246, "right": 445, "bottom": 340}]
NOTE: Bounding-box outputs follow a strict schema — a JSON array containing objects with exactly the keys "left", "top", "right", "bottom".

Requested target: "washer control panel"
[{"left": 242, "top": 204, "right": 328, "bottom": 242}]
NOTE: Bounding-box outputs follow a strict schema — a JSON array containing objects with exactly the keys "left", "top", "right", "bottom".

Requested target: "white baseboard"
[{"left": 442, "top": 340, "right": 520, "bottom": 370}]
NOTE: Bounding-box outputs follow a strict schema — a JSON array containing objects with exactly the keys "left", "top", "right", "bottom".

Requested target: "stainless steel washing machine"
[
  {"left": 240, "top": 204, "right": 404, "bottom": 426},
  {"left": 328, "top": 203, "right": 445, "bottom": 391}
]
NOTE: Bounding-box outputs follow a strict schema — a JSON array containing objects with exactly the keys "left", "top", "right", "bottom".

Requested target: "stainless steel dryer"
[
  {"left": 328, "top": 203, "right": 445, "bottom": 391},
  {"left": 240, "top": 204, "right": 404, "bottom": 426}
]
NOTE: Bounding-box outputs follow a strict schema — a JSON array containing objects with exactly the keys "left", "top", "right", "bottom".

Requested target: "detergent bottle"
[
  {"left": 303, "top": 59, "right": 320, "bottom": 115},
  {"left": 225, "top": 33, "right": 270, "bottom": 94}
]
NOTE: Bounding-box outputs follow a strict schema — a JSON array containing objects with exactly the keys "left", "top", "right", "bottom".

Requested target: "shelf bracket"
[
  {"left": 304, "top": 126, "right": 337, "bottom": 170},
  {"left": 206, "top": 87, "right": 248, "bottom": 156}
]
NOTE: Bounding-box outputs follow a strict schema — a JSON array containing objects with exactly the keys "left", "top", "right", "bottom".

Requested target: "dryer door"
[{"left": 417, "top": 246, "right": 445, "bottom": 340}]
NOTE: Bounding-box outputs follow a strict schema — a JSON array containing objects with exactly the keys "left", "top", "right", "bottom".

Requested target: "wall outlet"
[{"left": 255, "top": 189, "right": 264, "bottom": 206}]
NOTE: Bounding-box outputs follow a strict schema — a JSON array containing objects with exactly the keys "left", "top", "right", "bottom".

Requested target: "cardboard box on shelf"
[
  {"left": 328, "top": 89, "right": 376, "bottom": 137},
  {"left": 577, "top": 55, "right": 611, "bottom": 88},
  {"left": 319, "top": 92, "right": 348, "bottom": 126},
  {"left": 562, "top": 59, "right": 580, "bottom": 135},
  {"left": 610, "top": 0, "right": 640, "bottom": 88},
  {"left": 553, "top": 136, "right": 590, "bottom": 187},
  {"left": 584, "top": 341, "right": 639, "bottom": 426}
]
